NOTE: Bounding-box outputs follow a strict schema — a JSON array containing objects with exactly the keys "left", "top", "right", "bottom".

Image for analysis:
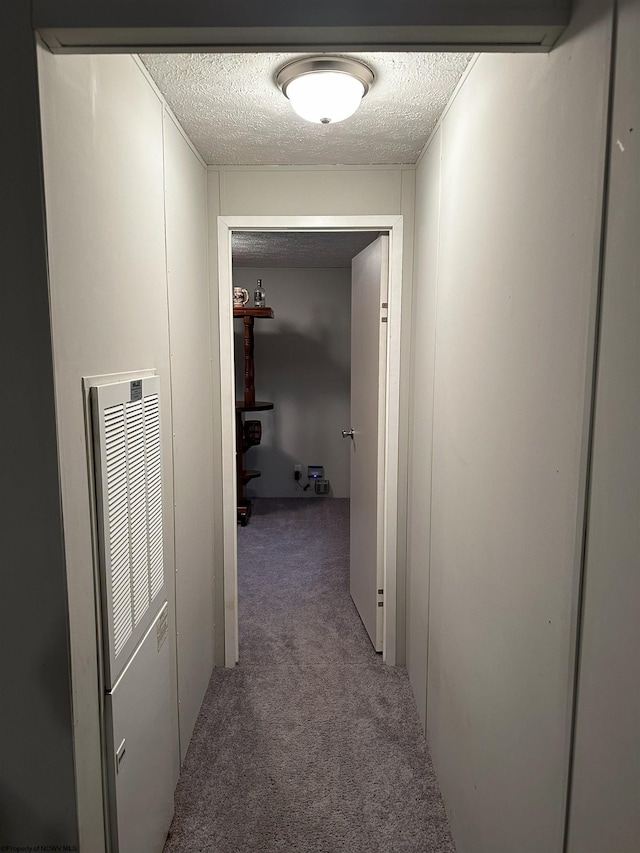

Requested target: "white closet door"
[{"left": 349, "top": 235, "right": 389, "bottom": 652}]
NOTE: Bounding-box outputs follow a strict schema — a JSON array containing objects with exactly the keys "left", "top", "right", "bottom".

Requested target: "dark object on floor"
[{"left": 164, "top": 499, "right": 456, "bottom": 853}]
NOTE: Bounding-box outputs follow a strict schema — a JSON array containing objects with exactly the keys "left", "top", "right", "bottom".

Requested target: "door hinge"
[
  {"left": 378, "top": 588, "right": 384, "bottom": 606},
  {"left": 116, "top": 738, "right": 126, "bottom": 773}
]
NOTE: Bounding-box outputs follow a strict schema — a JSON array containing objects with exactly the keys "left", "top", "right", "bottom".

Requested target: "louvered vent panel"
[
  {"left": 104, "top": 404, "right": 133, "bottom": 656},
  {"left": 126, "top": 400, "right": 151, "bottom": 626},
  {"left": 144, "top": 394, "right": 164, "bottom": 601},
  {"left": 91, "top": 376, "right": 165, "bottom": 685}
]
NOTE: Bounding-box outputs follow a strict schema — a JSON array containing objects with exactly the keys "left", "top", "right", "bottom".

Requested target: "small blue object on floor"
[{"left": 163, "top": 498, "right": 456, "bottom": 853}]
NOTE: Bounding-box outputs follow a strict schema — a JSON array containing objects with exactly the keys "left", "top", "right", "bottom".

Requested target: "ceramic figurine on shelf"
[{"left": 254, "top": 279, "right": 266, "bottom": 308}]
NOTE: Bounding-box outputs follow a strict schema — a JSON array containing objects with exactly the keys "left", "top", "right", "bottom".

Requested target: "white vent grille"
[
  {"left": 127, "top": 399, "right": 150, "bottom": 625},
  {"left": 105, "top": 404, "right": 132, "bottom": 657},
  {"left": 91, "top": 377, "right": 165, "bottom": 684},
  {"left": 144, "top": 394, "right": 164, "bottom": 601}
]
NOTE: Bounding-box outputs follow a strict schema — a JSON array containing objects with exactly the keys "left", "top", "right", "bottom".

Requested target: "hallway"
[{"left": 163, "top": 499, "right": 455, "bottom": 852}]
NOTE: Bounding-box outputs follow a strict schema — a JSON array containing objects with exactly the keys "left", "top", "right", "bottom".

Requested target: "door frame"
[{"left": 217, "top": 214, "right": 404, "bottom": 667}]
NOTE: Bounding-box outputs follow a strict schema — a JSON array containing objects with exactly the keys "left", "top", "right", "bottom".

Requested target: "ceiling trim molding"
[
  {"left": 36, "top": 28, "right": 566, "bottom": 54},
  {"left": 34, "top": 1, "right": 570, "bottom": 53},
  {"left": 207, "top": 164, "right": 416, "bottom": 173}
]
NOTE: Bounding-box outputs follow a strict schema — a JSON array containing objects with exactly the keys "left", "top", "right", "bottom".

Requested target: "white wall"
[
  {"left": 406, "top": 0, "right": 614, "bottom": 850},
  {"left": 162, "top": 109, "right": 216, "bottom": 760},
  {"left": 38, "top": 51, "right": 214, "bottom": 850},
  {"left": 218, "top": 169, "right": 403, "bottom": 217},
  {"left": 566, "top": 0, "right": 640, "bottom": 849},
  {"left": 406, "top": 128, "right": 442, "bottom": 732},
  {"left": 233, "top": 267, "right": 351, "bottom": 498}
]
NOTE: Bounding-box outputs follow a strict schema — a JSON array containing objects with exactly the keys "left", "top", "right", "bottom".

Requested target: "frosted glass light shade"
[
  {"left": 286, "top": 71, "right": 365, "bottom": 124},
  {"left": 277, "top": 57, "right": 374, "bottom": 125}
]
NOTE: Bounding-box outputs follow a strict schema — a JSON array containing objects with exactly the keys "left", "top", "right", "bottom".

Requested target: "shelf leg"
[{"left": 243, "top": 315, "right": 255, "bottom": 407}]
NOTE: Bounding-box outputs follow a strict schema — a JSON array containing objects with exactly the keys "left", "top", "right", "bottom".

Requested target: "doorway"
[
  {"left": 218, "top": 215, "right": 404, "bottom": 667},
  {"left": 231, "top": 231, "right": 364, "bottom": 525}
]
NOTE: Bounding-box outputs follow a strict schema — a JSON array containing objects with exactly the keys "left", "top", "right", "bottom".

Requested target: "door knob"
[{"left": 342, "top": 429, "right": 354, "bottom": 438}]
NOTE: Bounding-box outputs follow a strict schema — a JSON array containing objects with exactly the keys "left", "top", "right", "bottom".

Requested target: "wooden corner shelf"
[
  {"left": 233, "top": 306, "right": 274, "bottom": 319},
  {"left": 236, "top": 400, "right": 274, "bottom": 412},
  {"left": 234, "top": 306, "right": 275, "bottom": 525}
]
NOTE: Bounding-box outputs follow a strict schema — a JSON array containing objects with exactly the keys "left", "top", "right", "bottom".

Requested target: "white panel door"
[{"left": 349, "top": 235, "right": 389, "bottom": 651}]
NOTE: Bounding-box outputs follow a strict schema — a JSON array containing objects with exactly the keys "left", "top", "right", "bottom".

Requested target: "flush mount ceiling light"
[{"left": 276, "top": 56, "right": 374, "bottom": 125}]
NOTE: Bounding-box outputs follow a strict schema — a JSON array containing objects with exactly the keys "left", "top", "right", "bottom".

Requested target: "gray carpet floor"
[{"left": 163, "top": 498, "right": 456, "bottom": 853}]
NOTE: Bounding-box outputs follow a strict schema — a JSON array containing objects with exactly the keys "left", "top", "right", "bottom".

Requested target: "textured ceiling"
[
  {"left": 140, "top": 52, "right": 471, "bottom": 166},
  {"left": 232, "top": 231, "right": 379, "bottom": 268}
]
